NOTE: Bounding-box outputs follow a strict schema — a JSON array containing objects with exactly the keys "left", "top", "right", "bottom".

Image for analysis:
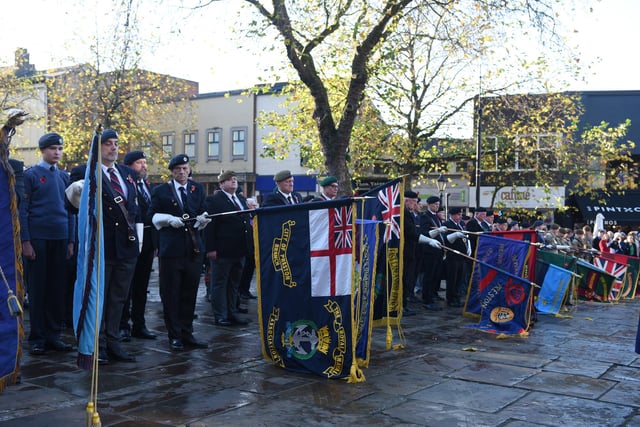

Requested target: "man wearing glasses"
[{"left": 313, "top": 176, "right": 339, "bottom": 201}]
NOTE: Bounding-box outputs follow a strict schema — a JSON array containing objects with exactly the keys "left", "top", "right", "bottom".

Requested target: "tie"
[
  {"left": 287, "top": 195, "right": 293, "bottom": 205},
  {"left": 49, "top": 165, "right": 55, "bottom": 172},
  {"left": 138, "top": 181, "right": 151, "bottom": 205},
  {"left": 232, "top": 195, "right": 243, "bottom": 210},
  {"left": 108, "top": 167, "right": 124, "bottom": 197},
  {"left": 179, "top": 187, "right": 188, "bottom": 211}
]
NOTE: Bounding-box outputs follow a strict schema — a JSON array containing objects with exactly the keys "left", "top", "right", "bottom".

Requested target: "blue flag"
[
  {"left": 73, "top": 132, "right": 105, "bottom": 369},
  {"left": 535, "top": 264, "right": 572, "bottom": 315},
  {"left": 354, "top": 219, "right": 379, "bottom": 366},
  {"left": 0, "top": 147, "right": 23, "bottom": 391},
  {"left": 464, "top": 234, "right": 532, "bottom": 317},
  {"left": 255, "top": 199, "right": 363, "bottom": 380},
  {"left": 359, "top": 178, "right": 404, "bottom": 327},
  {"left": 469, "top": 261, "right": 533, "bottom": 335}
]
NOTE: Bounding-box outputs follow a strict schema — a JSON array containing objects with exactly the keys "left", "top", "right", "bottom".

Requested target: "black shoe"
[
  {"left": 215, "top": 318, "right": 232, "bottom": 326},
  {"left": 131, "top": 327, "right": 156, "bottom": 340},
  {"left": 423, "top": 303, "right": 442, "bottom": 311},
  {"left": 29, "top": 344, "right": 46, "bottom": 355},
  {"left": 170, "top": 339, "right": 184, "bottom": 351},
  {"left": 118, "top": 329, "right": 131, "bottom": 342},
  {"left": 107, "top": 347, "right": 136, "bottom": 362},
  {"left": 434, "top": 294, "right": 445, "bottom": 301},
  {"left": 230, "top": 316, "right": 249, "bottom": 325},
  {"left": 236, "top": 307, "right": 249, "bottom": 314},
  {"left": 183, "top": 336, "right": 208, "bottom": 349},
  {"left": 97, "top": 350, "right": 109, "bottom": 365},
  {"left": 240, "top": 291, "right": 257, "bottom": 300},
  {"left": 45, "top": 340, "right": 73, "bottom": 352}
]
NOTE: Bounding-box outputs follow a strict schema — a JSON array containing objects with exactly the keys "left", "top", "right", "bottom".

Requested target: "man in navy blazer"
[
  {"left": 262, "top": 170, "right": 303, "bottom": 206},
  {"left": 69, "top": 129, "right": 141, "bottom": 364},
  {"left": 149, "top": 154, "right": 211, "bottom": 351},
  {"left": 205, "top": 170, "right": 252, "bottom": 326}
]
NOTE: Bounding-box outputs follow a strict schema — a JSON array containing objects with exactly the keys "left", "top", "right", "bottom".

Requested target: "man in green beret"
[
  {"left": 313, "top": 176, "right": 339, "bottom": 201},
  {"left": 263, "top": 170, "right": 303, "bottom": 206}
]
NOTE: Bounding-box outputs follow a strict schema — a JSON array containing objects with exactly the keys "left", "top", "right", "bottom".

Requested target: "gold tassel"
[
  {"left": 347, "top": 364, "right": 366, "bottom": 383},
  {"left": 385, "top": 326, "right": 392, "bottom": 350},
  {"left": 85, "top": 402, "right": 94, "bottom": 427},
  {"left": 91, "top": 411, "right": 102, "bottom": 427}
]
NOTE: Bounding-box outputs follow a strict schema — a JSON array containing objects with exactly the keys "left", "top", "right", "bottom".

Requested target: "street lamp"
[{"left": 436, "top": 173, "right": 447, "bottom": 216}]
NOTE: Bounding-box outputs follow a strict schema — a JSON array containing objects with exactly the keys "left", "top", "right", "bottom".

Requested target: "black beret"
[
  {"left": 496, "top": 218, "right": 508, "bottom": 224},
  {"left": 474, "top": 207, "right": 487, "bottom": 213},
  {"left": 218, "top": 170, "right": 236, "bottom": 182},
  {"left": 168, "top": 154, "right": 189, "bottom": 170},
  {"left": 486, "top": 210, "right": 494, "bottom": 215},
  {"left": 532, "top": 220, "right": 544, "bottom": 227},
  {"left": 320, "top": 176, "right": 338, "bottom": 187},
  {"left": 274, "top": 170, "right": 293, "bottom": 182},
  {"left": 101, "top": 129, "right": 118, "bottom": 143},
  {"left": 404, "top": 190, "right": 418, "bottom": 199},
  {"left": 38, "top": 132, "right": 63, "bottom": 149},
  {"left": 426, "top": 196, "right": 440, "bottom": 204},
  {"left": 449, "top": 207, "right": 462, "bottom": 215},
  {"left": 123, "top": 150, "right": 145, "bottom": 165}
]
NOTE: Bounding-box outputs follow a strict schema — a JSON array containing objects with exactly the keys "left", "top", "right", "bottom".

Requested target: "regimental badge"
[
  {"left": 489, "top": 307, "right": 515, "bottom": 323},
  {"left": 281, "top": 320, "right": 330, "bottom": 360}
]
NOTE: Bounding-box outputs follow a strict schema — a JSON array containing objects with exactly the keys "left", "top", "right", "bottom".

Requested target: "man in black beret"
[
  {"left": 21, "top": 131, "right": 75, "bottom": 355},
  {"left": 118, "top": 150, "right": 157, "bottom": 341},
  {"left": 67, "top": 128, "right": 141, "bottom": 363},
  {"left": 263, "top": 170, "right": 303, "bottom": 206},
  {"left": 313, "top": 176, "right": 339, "bottom": 201},
  {"left": 419, "top": 195, "right": 448, "bottom": 310},
  {"left": 443, "top": 207, "right": 470, "bottom": 308},
  {"left": 149, "top": 154, "right": 211, "bottom": 351},
  {"left": 465, "top": 207, "right": 491, "bottom": 257}
]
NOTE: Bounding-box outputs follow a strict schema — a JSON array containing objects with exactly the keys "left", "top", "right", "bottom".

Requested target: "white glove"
[
  {"left": 65, "top": 180, "right": 84, "bottom": 209},
  {"left": 555, "top": 245, "right": 571, "bottom": 251},
  {"left": 136, "top": 223, "right": 144, "bottom": 252},
  {"left": 168, "top": 216, "right": 185, "bottom": 228},
  {"left": 152, "top": 213, "right": 184, "bottom": 230},
  {"left": 447, "top": 231, "right": 465, "bottom": 243},
  {"left": 195, "top": 212, "right": 211, "bottom": 230},
  {"left": 419, "top": 234, "right": 442, "bottom": 248}
]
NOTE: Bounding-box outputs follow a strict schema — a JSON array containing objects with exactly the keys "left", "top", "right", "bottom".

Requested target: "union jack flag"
[
  {"left": 378, "top": 182, "right": 401, "bottom": 242},
  {"left": 333, "top": 205, "right": 353, "bottom": 249},
  {"left": 594, "top": 256, "right": 627, "bottom": 300}
]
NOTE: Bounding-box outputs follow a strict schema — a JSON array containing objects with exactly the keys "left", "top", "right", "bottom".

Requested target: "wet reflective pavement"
[{"left": 3, "top": 267, "right": 640, "bottom": 426}]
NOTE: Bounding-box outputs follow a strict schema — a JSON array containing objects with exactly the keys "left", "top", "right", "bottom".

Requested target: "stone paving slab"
[{"left": 514, "top": 371, "right": 617, "bottom": 399}]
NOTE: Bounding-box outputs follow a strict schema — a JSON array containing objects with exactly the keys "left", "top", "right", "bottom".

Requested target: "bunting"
[
  {"left": 255, "top": 199, "right": 363, "bottom": 381},
  {"left": 73, "top": 133, "right": 105, "bottom": 369}
]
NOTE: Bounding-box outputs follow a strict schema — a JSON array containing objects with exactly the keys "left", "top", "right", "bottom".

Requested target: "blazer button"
[{"left": 115, "top": 222, "right": 119, "bottom": 226}]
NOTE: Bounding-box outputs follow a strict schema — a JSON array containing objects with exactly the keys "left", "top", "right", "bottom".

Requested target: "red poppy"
[
  {"left": 40, "top": 176, "right": 46, "bottom": 184},
  {"left": 190, "top": 185, "right": 195, "bottom": 193}
]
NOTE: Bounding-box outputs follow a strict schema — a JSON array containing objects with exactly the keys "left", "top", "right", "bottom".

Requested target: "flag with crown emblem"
[{"left": 255, "top": 198, "right": 364, "bottom": 381}]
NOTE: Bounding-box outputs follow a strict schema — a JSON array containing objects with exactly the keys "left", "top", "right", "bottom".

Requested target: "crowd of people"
[{"left": 12, "top": 127, "right": 639, "bottom": 365}]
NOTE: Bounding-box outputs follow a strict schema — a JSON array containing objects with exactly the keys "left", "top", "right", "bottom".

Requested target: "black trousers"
[
  {"left": 445, "top": 257, "right": 469, "bottom": 304},
  {"left": 121, "top": 232, "right": 154, "bottom": 330},
  {"left": 421, "top": 251, "right": 444, "bottom": 304},
  {"left": 158, "top": 256, "right": 202, "bottom": 340},
  {"left": 102, "top": 258, "right": 136, "bottom": 350}
]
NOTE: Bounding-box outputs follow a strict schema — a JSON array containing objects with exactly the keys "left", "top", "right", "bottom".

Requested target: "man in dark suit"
[
  {"left": 69, "top": 129, "right": 140, "bottom": 363},
  {"left": 313, "top": 176, "right": 339, "bottom": 201},
  {"left": 419, "top": 196, "right": 448, "bottom": 311},
  {"left": 262, "top": 170, "right": 303, "bottom": 206},
  {"left": 149, "top": 154, "right": 210, "bottom": 351},
  {"left": 119, "top": 150, "right": 156, "bottom": 341},
  {"left": 443, "top": 207, "right": 471, "bottom": 308},
  {"left": 465, "top": 207, "right": 490, "bottom": 256},
  {"left": 205, "top": 170, "right": 252, "bottom": 326}
]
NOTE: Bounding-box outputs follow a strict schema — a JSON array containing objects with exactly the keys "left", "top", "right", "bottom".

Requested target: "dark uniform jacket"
[
  {"left": 204, "top": 191, "right": 252, "bottom": 259},
  {"left": 419, "top": 210, "right": 444, "bottom": 256},
  {"left": 444, "top": 218, "right": 470, "bottom": 260},
  {"left": 262, "top": 188, "right": 303, "bottom": 206},
  {"left": 71, "top": 164, "right": 140, "bottom": 261},
  {"left": 148, "top": 179, "right": 206, "bottom": 258}
]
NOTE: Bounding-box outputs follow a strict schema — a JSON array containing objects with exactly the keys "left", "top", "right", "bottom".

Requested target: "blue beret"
[
  {"left": 426, "top": 196, "right": 440, "bottom": 204},
  {"left": 168, "top": 154, "right": 189, "bottom": 170},
  {"left": 404, "top": 190, "right": 418, "bottom": 199},
  {"left": 320, "top": 176, "right": 338, "bottom": 187},
  {"left": 38, "top": 132, "right": 63, "bottom": 149},
  {"left": 101, "top": 129, "right": 118, "bottom": 143},
  {"left": 123, "top": 150, "right": 145, "bottom": 165}
]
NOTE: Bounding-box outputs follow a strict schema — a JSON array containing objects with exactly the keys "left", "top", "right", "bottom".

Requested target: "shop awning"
[{"left": 573, "top": 192, "right": 640, "bottom": 226}]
